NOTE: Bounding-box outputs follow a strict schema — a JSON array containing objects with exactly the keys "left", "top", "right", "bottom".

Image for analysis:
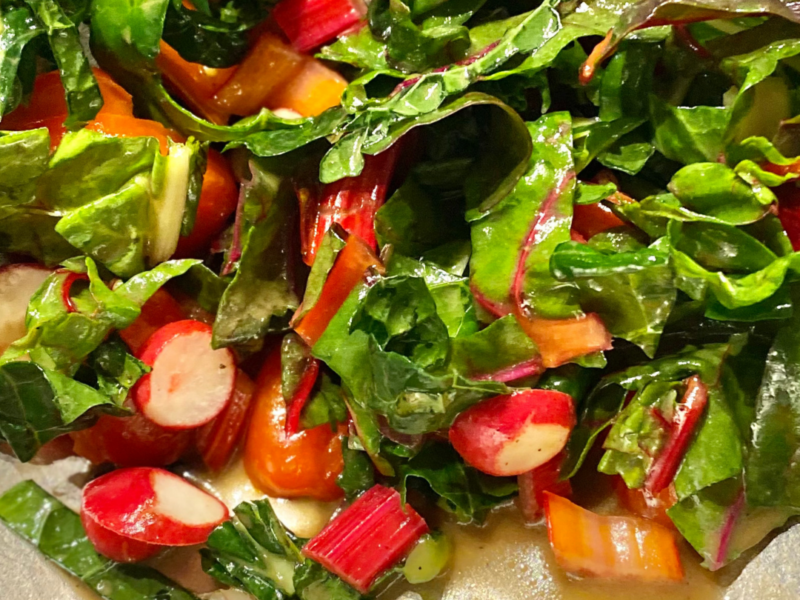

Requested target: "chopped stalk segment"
[
  {"left": 156, "top": 42, "right": 235, "bottom": 125},
  {"left": 197, "top": 370, "right": 256, "bottom": 472},
  {"left": 271, "top": 59, "right": 347, "bottom": 117},
  {"left": 285, "top": 358, "right": 321, "bottom": 435},
  {"left": 294, "top": 235, "right": 384, "bottom": 346},
  {"left": 515, "top": 313, "right": 612, "bottom": 369},
  {"left": 517, "top": 453, "right": 571, "bottom": 523},
  {"left": 213, "top": 34, "right": 305, "bottom": 116},
  {"left": 60, "top": 271, "right": 90, "bottom": 314},
  {"left": 645, "top": 375, "right": 708, "bottom": 495},
  {"left": 544, "top": 492, "right": 684, "bottom": 582},
  {"left": 273, "top": 0, "right": 366, "bottom": 52},
  {"left": 301, "top": 145, "right": 401, "bottom": 266},
  {"left": 615, "top": 477, "right": 676, "bottom": 529},
  {"left": 302, "top": 484, "right": 429, "bottom": 593}
]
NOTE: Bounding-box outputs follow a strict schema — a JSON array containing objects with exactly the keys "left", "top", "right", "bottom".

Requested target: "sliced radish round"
[
  {"left": 134, "top": 320, "right": 236, "bottom": 429},
  {"left": 81, "top": 467, "right": 228, "bottom": 555},
  {"left": 449, "top": 390, "right": 576, "bottom": 477},
  {"left": 0, "top": 264, "right": 52, "bottom": 353}
]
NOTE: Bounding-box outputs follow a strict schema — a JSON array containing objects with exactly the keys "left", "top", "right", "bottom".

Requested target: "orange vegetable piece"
[
  {"left": 544, "top": 492, "right": 684, "bottom": 582},
  {"left": 515, "top": 312, "right": 612, "bottom": 369},
  {"left": 156, "top": 41, "right": 236, "bottom": 125},
  {"left": 269, "top": 58, "right": 347, "bottom": 117},
  {"left": 615, "top": 477, "right": 677, "bottom": 530},
  {"left": 294, "top": 235, "right": 383, "bottom": 347},
  {"left": 243, "top": 347, "right": 345, "bottom": 500},
  {"left": 2, "top": 68, "right": 133, "bottom": 130},
  {"left": 213, "top": 34, "right": 304, "bottom": 117},
  {"left": 86, "top": 113, "right": 183, "bottom": 154},
  {"left": 174, "top": 149, "right": 239, "bottom": 258}
]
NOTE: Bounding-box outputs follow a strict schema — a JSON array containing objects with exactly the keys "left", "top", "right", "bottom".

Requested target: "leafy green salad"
[{"left": 2, "top": 0, "right": 800, "bottom": 598}]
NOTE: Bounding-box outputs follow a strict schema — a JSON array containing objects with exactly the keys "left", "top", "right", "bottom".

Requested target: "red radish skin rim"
[{"left": 82, "top": 468, "right": 228, "bottom": 547}]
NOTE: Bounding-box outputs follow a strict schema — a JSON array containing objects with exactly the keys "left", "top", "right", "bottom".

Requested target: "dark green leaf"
[
  {"left": 399, "top": 442, "right": 516, "bottom": 522},
  {"left": 24, "top": 0, "right": 102, "bottom": 127},
  {"left": 0, "top": 481, "right": 197, "bottom": 599},
  {"left": 551, "top": 239, "right": 676, "bottom": 356},
  {"left": 0, "top": 361, "right": 127, "bottom": 461},
  {"left": 337, "top": 437, "right": 375, "bottom": 499}
]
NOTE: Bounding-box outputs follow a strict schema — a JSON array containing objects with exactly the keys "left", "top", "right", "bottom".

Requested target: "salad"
[{"left": 1, "top": 0, "right": 800, "bottom": 598}]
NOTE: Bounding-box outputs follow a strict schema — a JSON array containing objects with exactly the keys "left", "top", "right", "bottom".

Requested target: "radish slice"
[
  {"left": 449, "top": 390, "right": 576, "bottom": 477},
  {"left": 0, "top": 264, "right": 52, "bottom": 353},
  {"left": 81, "top": 467, "right": 228, "bottom": 557},
  {"left": 134, "top": 320, "right": 236, "bottom": 429}
]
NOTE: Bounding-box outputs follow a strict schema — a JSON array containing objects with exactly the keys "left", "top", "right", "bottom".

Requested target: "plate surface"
[{"left": 1, "top": 452, "right": 798, "bottom": 600}]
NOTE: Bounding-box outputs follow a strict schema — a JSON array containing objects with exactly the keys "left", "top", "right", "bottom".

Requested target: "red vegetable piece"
[
  {"left": 517, "top": 453, "right": 571, "bottom": 523},
  {"left": 133, "top": 320, "right": 236, "bottom": 430},
  {"left": 301, "top": 144, "right": 401, "bottom": 266},
  {"left": 302, "top": 484, "right": 428, "bottom": 593},
  {"left": 615, "top": 477, "right": 676, "bottom": 529},
  {"left": 60, "top": 271, "right": 89, "bottom": 313},
  {"left": 449, "top": 390, "right": 576, "bottom": 477},
  {"left": 572, "top": 202, "right": 627, "bottom": 240},
  {"left": 775, "top": 182, "right": 800, "bottom": 251},
  {"left": 81, "top": 467, "right": 228, "bottom": 559},
  {"left": 196, "top": 370, "right": 256, "bottom": 472},
  {"left": 273, "top": 0, "right": 366, "bottom": 52},
  {"left": 285, "top": 358, "right": 320, "bottom": 435},
  {"left": 71, "top": 408, "right": 193, "bottom": 468},
  {"left": 645, "top": 375, "right": 708, "bottom": 495}
]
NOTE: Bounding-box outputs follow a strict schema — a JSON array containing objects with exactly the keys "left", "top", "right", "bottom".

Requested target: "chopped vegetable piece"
[
  {"left": 775, "top": 182, "right": 800, "bottom": 251},
  {"left": 402, "top": 532, "right": 451, "bottom": 584},
  {"left": 449, "top": 390, "right": 576, "bottom": 477},
  {"left": 514, "top": 313, "right": 612, "bottom": 369},
  {"left": 572, "top": 202, "right": 627, "bottom": 240},
  {"left": 212, "top": 34, "right": 305, "bottom": 117},
  {"left": 270, "top": 58, "right": 347, "bottom": 117},
  {"left": 196, "top": 370, "right": 256, "bottom": 472},
  {"left": 301, "top": 145, "right": 401, "bottom": 265},
  {"left": 70, "top": 407, "right": 193, "bottom": 468},
  {"left": 2, "top": 68, "right": 133, "bottom": 129},
  {"left": 156, "top": 41, "right": 236, "bottom": 125},
  {"left": 285, "top": 357, "right": 320, "bottom": 435},
  {"left": 273, "top": 0, "right": 366, "bottom": 52},
  {"left": 303, "top": 484, "right": 429, "bottom": 593},
  {"left": 517, "top": 453, "right": 571, "bottom": 523},
  {"left": 615, "top": 477, "right": 677, "bottom": 529},
  {"left": 86, "top": 114, "right": 181, "bottom": 155},
  {"left": 244, "top": 345, "right": 345, "bottom": 500},
  {"left": 544, "top": 492, "right": 684, "bottom": 582},
  {"left": 119, "top": 288, "right": 186, "bottom": 354},
  {"left": 294, "top": 235, "right": 384, "bottom": 346},
  {"left": 645, "top": 375, "right": 709, "bottom": 495},
  {"left": 174, "top": 149, "right": 239, "bottom": 258},
  {"left": 134, "top": 320, "right": 236, "bottom": 430},
  {"left": 81, "top": 467, "right": 228, "bottom": 558},
  {"left": 580, "top": 31, "right": 613, "bottom": 85}
]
